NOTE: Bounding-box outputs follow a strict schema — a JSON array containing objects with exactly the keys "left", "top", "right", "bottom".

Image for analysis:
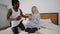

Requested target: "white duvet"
[{"left": 0, "top": 19, "right": 60, "bottom": 34}]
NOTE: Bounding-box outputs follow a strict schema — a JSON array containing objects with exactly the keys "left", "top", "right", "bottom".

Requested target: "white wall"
[
  {"left": 0, "top": 0, "right": 11, "bottom": 28},
  {"left": 0, "top": 0, "right": 11, "bottom": 9},
  {"left": 0, "top": 0, "right": 9, "bottom": 6},
  {"left": 0, "top": 4, "right": 10, "bottom": 28},
  {"left": 20, "top": 0, "right": 58, "bottom": 14}
]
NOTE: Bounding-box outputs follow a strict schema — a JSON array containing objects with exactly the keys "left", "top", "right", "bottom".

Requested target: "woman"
[
  {"left": 25, "top": 6, "right": 40, "bottom": 34},
  {"left": 7, "top": 0, "right": 28, "bottom": 34}
]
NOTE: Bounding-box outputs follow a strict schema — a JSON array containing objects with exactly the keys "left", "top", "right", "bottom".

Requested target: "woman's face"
[
  {"left": 14, "top": 2, "right": 19, "bottom": 9},
  {"left": 32, "top": 8, "right": 36, "bottom": 13}
]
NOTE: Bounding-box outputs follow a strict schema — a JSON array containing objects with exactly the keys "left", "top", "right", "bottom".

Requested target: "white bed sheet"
[
  {"left": 38, "top": 28, "right": 60, "bottom": 34},
  {"left": 0, "top": 27, "right": 60, "bottom": 34},
  {"left": 0, "top": 19, "right": 60, "bottom": 34}
]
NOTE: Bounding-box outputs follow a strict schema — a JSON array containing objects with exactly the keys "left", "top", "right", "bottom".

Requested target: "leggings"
[
  {"left": 25, "top": 27, "right": 38, "bottom": 34},
  {"left": 12, "top": 20, "right": 25, "bottom": 34}
]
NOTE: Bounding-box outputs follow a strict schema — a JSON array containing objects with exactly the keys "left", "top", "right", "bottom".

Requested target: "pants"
[
  {"left": 25, "top": 27, "right": 38, "bottom": 34},
  {"left": 12, "top": 20, "right": 25, "bottom": 34}
]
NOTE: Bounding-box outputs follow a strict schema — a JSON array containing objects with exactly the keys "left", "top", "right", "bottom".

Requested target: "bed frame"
[{"left": 40, "top": 13, "right": 58, "bottom": 25}]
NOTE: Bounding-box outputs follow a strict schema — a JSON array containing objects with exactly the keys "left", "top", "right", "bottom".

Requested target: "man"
[{"left": 7, "top": 0, "right": 28, "bottom": 34}]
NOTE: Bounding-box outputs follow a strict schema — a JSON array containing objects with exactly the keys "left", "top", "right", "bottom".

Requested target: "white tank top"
[{"left": 10, "top": 8, "right": 21, "bottom": 27}]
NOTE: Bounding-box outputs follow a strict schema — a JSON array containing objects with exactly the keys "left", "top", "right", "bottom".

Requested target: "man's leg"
[{"left": 12, "top": 27, "right": 19, "bottom": 34}]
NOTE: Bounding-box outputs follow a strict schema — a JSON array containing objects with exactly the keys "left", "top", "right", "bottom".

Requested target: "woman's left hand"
[{"left": 29, "top": 14, "right": 33, "bottom": 19}]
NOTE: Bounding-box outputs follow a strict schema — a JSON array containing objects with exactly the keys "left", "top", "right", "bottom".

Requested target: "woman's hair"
[
  {"left": 11, "top": 0, "right": 19, "bottom": 6},
  {"left": 31, "top": 6, "right": 39, "bottom": 13}
]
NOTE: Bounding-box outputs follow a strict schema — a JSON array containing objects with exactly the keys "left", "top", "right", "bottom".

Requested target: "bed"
[
  {"left": 22, "top": 13, "right": 60, "bottom": 34},
  {"left": 38, "top": 19, "right": 60, "bottom": 34},
  {"left": 40, "top": 13, "right": 58, "bottom": 25},
  {"left": 0, "top": 13, "right": 60, "bottom": 34}
]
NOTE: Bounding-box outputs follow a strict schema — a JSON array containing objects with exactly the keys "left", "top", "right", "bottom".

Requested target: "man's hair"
[{"left": 11, "top": 0, "right": 19, "bottom": 6}]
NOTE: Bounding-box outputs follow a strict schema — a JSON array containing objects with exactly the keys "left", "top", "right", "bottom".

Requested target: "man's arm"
[
  {"left": 7, "top": 9, "right": 17, "bottom": 21},
  {"left": 20, "top": 9, "right": 28, "bottom": 18}
]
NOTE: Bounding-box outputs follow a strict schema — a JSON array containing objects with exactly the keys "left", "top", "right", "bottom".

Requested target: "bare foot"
[{"left": 35, "top": 31, "right": 41, "bottom": 34}]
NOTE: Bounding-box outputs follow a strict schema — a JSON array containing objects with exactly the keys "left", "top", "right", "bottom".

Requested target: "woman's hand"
[
  {"left": 25, "top": 14, "right": 33, "bottom": 19},
  {"left": 29, "top": 15, "right": 33, "bottom": 19},
  {"left": 16, "top": 16, "right": 22, "bottom": 20}
]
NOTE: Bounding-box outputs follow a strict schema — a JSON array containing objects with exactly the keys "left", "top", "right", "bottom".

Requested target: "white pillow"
[
  {"left": 39, "top": 19, "right": 60, "bottom": 32},
  {"left": 40, "top": 19, "right": 52, "bottom": 26}
]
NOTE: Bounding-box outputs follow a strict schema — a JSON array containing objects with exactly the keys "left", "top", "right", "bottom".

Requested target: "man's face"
[{"left": 14, "top": 2, "right": 20, "bottom": 9}]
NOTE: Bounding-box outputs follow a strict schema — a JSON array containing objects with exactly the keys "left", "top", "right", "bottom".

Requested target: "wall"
[
  {"left": 0, "top": 0, "right": 9, "bottom": 6},
  {"left": 19, "top": 0, "right": 58, "bottom": 14},
  {"left": 0, "top": 4, "right": 10, "bottom": 28}
]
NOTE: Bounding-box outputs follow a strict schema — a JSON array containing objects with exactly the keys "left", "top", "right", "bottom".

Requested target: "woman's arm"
[
  {"left": 7, "top": 9, "right": 17, "bottom": 21},
  {"left": 19, "top": 9, "right": 28, "bottom": 18}
]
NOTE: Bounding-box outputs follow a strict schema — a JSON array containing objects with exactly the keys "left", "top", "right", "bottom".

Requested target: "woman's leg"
[
  {"left": 25, "top": 28, "right": 38, "bottom": 34},
  {"left": 29, "top": 28, "right": 38, "bottom": 33},
  {"left": 18, "top": 20, "right": 25, "bottom": 30},
  {"left": 12, "top": 27, "right": 19, "bottom": 34},
  {"left": 25, "top": 28, "right": 31, "bottom": 32},
  {"left": 25, "top": 28, "right": 31, "bottom": 34}
]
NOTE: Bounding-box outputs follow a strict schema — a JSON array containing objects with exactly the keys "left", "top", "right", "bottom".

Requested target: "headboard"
[
  {"left": 40, "top": 13, "right": 58, "bottom": 25},
  {"left": 26, "top": 13, "right": 58, "bottom": 25}
]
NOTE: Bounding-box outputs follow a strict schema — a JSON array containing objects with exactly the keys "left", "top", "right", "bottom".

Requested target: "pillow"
[
  {"left": 40, "top": 19, "right": 52, "bottom": 26},
  {"left": 39, "top": 19, "right": 60, "bottom": 32}
]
